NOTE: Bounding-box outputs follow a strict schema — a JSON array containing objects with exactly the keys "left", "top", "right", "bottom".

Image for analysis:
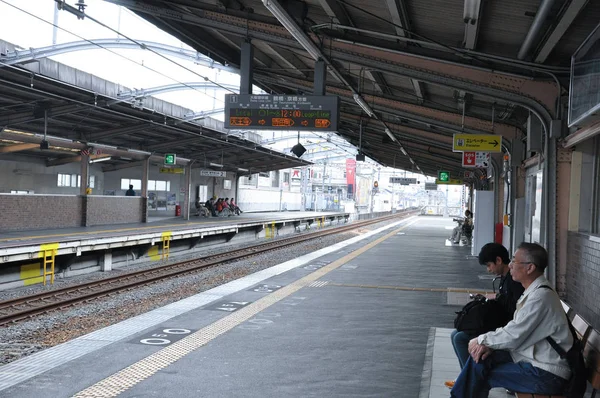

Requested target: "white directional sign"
[
  {"left": 424, "top": 182, "right": 438, "bottom": 190},
  {"left": 200, "top": 170, "right": 226, "bottom": 177},
  {"left": 390, "top": 177, "right": 417, "bottom": 185}
]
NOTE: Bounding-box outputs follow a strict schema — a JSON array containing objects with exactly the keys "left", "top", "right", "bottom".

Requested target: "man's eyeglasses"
[{"left": 510, "top": 259, "right": 533, "bottom": 266}]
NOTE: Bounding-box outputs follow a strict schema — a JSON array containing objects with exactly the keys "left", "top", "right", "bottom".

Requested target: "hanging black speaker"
[
  {"left": 356, "top": 153, "right": 365, "bottom": 162},
  {"left": 291, "top": 143, "right": 306, "bottom": 158}
]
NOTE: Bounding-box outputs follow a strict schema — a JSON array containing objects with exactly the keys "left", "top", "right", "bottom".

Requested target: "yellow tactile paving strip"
[{"left": 71, "top": 220, "right": 417, "bottom": 397}]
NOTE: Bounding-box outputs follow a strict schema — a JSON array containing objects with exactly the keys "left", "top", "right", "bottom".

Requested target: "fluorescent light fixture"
[
  {"left": 384, "top": 128, "right": 397, "bottom": 142},
  {"left": 353, "top": 93, "right": 375, "bottom": 117},
  {"left": 463, "top": 0, "right": 481, "bottom": 23},
  {"left": 237, "top": 167, "right": 249, "bottom": 172},
  {"left": 90, "top": 156, "right": 111, "bottom": 163},
  {"left": 400, "top": 147, "right": 408, "bottom": 156},
  {"left": 262, "top": 0, "right": 322, "bottom": 60},
  {"left": 410, "top": 158, "right": 415, "bottom": 164},
  {"left": 209, "top": 162, "right": 223, "bottom": 168}
]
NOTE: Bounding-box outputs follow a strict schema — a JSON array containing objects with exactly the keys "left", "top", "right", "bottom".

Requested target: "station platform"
[
  {"left": 0, "top": 216, "right": 514, "bottom": 397},
  {"left": 0, "top": 211, "right": 349, "bottom": 264}
]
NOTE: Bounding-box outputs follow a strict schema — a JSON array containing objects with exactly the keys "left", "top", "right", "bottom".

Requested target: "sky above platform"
[{"left": 0, "top": 0, "right": 241, "bottom": 115}]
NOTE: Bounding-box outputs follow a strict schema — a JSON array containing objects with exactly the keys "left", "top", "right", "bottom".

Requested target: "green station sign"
[{"left": 164, "top": 153, "right": 176, "bottom": 165}]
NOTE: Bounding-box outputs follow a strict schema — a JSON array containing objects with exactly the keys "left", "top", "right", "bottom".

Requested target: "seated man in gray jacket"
[{"left": 450, "top": 242, "right": 571, "bottom": 397}]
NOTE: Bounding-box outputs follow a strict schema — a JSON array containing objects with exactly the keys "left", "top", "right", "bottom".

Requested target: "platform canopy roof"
[
  {"left": 103, "top": 0, "right": 599, "bottom": 178},
  {"left": 0, "top": 39, "right": 311, "bottom": 175}
]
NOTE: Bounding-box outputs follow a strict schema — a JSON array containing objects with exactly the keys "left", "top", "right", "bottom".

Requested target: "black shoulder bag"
[
  {"left": 454, "top": 295, "right": 507, "bottom": 336},
  {"left": 538, "top": 285, "right": 587, "bottom": 398}
]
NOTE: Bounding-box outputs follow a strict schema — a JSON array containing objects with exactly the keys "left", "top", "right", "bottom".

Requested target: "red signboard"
[
  {"left": 346, "top": 158, "right": 356, "bottom": 194},
  {"left": 462, "top": 151, "right": 476, "bottom": 167}
]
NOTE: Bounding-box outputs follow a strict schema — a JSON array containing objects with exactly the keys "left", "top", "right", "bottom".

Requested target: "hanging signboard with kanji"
[{"left": 453, "top": 134, "right": 502, "bottom": 152}]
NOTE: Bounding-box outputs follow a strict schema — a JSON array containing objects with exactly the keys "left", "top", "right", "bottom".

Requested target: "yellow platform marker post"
[
  {"left": 39, "top": 243, "right": 59, "bottom": 285},
  {"left": 161, "top": 232, "right": 172, "bottom": 260}
]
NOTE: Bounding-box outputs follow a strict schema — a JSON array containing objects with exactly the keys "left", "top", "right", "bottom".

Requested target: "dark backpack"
[
  {"left": 538, "top": 285, "right": 587, "bottom": 398},
  {"left": 454, "top": 296, "right": 508, "bottom": 336}
]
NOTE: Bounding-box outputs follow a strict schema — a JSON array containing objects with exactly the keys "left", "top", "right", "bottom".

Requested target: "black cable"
[{"left": 0, "top": 0, "right": 230, "bottom": 105}]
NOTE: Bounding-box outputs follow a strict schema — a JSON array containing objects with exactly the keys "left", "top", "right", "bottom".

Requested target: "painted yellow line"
[
  {"left": 71, "top": 219, "right": 418, "bottom": 397},
  {"left": 326, "top": 283, "right": 491, "bottom": 294}
]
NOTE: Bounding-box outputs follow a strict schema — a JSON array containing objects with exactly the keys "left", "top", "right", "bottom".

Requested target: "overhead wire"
[{"left": 0, "top": 0, "right": 231, "bottom": 106}]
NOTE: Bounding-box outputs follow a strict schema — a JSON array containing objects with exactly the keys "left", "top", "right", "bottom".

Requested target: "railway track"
[{"left": 0, "top": 212, "right": 416, "bottom": 326}]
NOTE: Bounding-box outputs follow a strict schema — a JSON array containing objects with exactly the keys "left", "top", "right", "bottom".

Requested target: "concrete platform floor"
[{"left": 0, "top": 216, "right": 517, "bottom": 397}]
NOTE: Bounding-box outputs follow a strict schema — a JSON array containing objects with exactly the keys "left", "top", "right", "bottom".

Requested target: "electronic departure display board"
[{"left": 224, "top": 94, "right": 339, "bottom": 131}]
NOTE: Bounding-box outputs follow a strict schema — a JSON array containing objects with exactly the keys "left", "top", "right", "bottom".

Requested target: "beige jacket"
[{"left": 478, "top": 275, "right": 572, "bottom": 380}]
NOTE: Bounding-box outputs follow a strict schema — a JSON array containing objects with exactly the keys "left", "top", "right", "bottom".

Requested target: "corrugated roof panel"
[
  {"left": 406, "top": 0, "right": 465, "bottom": 47},
  {"left": 546, "top": 1, "right": 600, "bottom": 65},
  {"left": 477, "top": 0, "right": 557, "bottom": 58}
]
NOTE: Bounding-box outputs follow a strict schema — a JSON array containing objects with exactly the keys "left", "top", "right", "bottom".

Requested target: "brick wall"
[
  {"left": 566, "top": 231, "right": 600, "bottom": 330},
  {"left": 84, "top": 196, "right": 144, "bottom": 226},
  {"left": 0, "top": 194, "right": 82, "bottom": 231}
]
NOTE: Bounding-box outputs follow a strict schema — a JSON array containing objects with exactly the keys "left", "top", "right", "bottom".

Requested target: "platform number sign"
[
  {"left": 164, "top": 153, "right": 176, "bottom": 165},
  {"left": 438, "top": 171, "right": 450, "bottom": 182}
]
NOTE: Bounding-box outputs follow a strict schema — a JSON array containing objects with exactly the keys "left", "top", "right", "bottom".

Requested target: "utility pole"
[{"left": 321, "top": 160, "right": 326, "bottom": 211}]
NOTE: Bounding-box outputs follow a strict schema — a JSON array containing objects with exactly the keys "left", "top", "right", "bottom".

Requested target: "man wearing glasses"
[{"left": 450, "top": 242, "right": 571, "bottom": 397}]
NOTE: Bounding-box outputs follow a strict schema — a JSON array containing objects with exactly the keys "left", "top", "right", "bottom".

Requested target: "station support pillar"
[
  {"left": 101, "top": 250, "right": 112, "bottom": 272},
  {"left": 556, "top": 146, "right": 573, "bottom": 295},
  {"left": 142, "top": 157, "right": 150, "bottom": 222},
  {"left": 183, "top": 162, "right": 192, "bottom": 220},
  {"left": 80, "top": 153, "right": 89, "bottom": 196}
]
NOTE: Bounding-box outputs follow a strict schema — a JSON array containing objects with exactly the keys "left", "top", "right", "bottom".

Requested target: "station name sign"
[
  {"left": 224, "top": 94, "right": 339, "bottom": 131},
  {"left": 200, "top": 170, "right": 226, "bottom": 177},
  {"left": 390, "top": 177, "right": 417, "bottom": 185}
]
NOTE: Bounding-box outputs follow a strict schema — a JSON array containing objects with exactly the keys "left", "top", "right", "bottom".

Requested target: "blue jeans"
[
  {"left": 450, "top": 350, "right": 567, "bottom": 398},
  {"left": 451, "top": 330, "right": 472, "bottom": 368}
]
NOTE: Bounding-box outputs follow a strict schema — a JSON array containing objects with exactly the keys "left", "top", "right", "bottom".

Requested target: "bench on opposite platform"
[{"left": 516, "top": 301, "right": 600, "bottom": 398}]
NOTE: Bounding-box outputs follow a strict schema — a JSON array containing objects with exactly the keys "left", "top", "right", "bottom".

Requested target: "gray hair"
[{"left": 517, "top": 242, "right": 548, "bottom": 273}]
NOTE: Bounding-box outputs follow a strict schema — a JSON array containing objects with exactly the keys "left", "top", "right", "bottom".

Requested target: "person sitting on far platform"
[
  {"left": 230, "top": 198, "right": 243, "bottom": 215},
  {"left": 125, "top": 184, "right": 135, "bottom": 196},
  {"left": 450, "top": 210, "right": 473, "bottom": 244},
  {"left": 205, "top": 197, "right": 216, "bottom": 217},
  {"left": 195, "top": 199, "right": 210, "bottom": 217},
  {"left": 446, "top": 242, "right": 524, "bottom": 389},
  {"left": 450, "top": 243, "right": 571, "bottom": 398}
]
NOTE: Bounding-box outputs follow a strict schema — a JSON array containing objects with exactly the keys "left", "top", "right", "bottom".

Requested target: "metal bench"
[{"left": 516, "top": 302, "right": 600, "bottom": 398}]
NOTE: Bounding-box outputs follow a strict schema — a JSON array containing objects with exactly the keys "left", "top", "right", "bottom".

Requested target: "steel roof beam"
[
  {"left": 0, "top": 38, "right": 239, "bottom": 75},
  {"left": 534, "top": 0, "right": 589, "bottom": 63},
  {"left": 383, "top": 0, "right": 424, "bottom": 102},
  {"left": 0, "top": 143, "right": 39, "bottom": 153},
  {"left": 517, "top": 0, "right": 557, "bottom": 60},
  {"left": 253, "top": 42, "right": 307, "bottom": 78},
  {"left": 117, "top": 83, "right": 239, "bottom": 100}
]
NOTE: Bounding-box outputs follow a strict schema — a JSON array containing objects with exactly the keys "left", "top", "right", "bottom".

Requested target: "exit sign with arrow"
[{"left": 452, "top": 134, "right": 502, "bottom": 153}]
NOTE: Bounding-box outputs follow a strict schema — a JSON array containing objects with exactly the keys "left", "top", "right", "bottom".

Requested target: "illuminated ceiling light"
[
  {"left": 262, "top": 0, "right": 322, "bottom": 60},
  {"left": 237, "top": 167, "right": 249, "bottom": 172},
  {"left": 89, "top": 156, "right": 111, "bottom": 163},
  {"left": 463, "top": 0, "right": 482, "bottom": 24},
  {"left": 353, "top": 93, "right": 375, "bottom": 117},
  {"left": 209, "top": 162, "right": 223, "bottom": 168},
  {"left": 384, "top": 128, "right": 397, "bottom": 143},
  {"left": 400, "top": 147, "right": 408, "bottom": 156}
]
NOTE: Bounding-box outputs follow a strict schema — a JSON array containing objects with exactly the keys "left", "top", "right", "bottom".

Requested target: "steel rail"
[{"left": 0, "top": 212, "right": 416, "bottom": 326}]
